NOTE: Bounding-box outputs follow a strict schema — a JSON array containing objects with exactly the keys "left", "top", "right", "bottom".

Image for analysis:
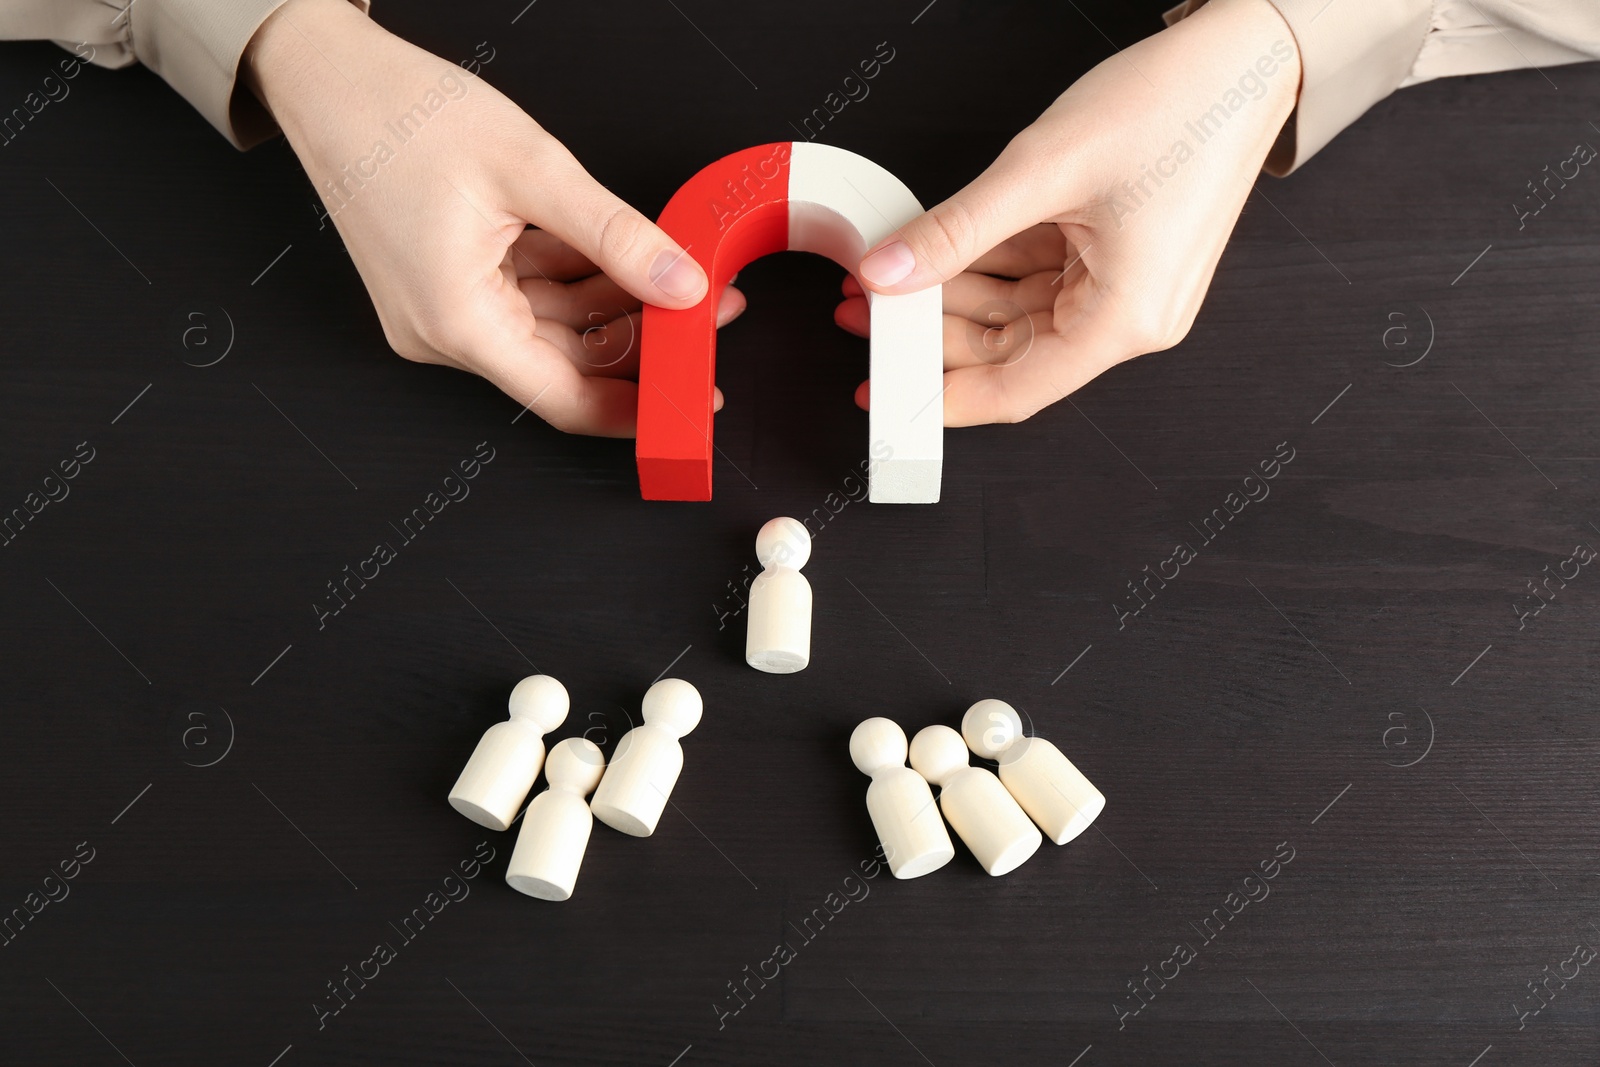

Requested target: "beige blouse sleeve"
[
  {"left": 1165, "top": 0, "right": 1600, "bottom": 175},
  {"left": 0, "top": 0, "right": 370, "bottom": 149}
]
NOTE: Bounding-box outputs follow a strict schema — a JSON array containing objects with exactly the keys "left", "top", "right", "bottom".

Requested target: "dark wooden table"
[{"left": 3, "top": 2, "right": 1598, "bottom": 1064}]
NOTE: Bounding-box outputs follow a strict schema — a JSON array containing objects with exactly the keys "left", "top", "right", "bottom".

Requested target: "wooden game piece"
[
  {"left": 447, "top": 675, "right": 570, "bottom": 832},
  {"left": 961, "top": 699, "right": 1105, "bottom": 845},
  {"left": 849, "top": 717, "right": 955, "bottom": 879},
  {"left": 636, "top": 141, "right": 942, "bottom": 504},
  {"left": 505, "top": 737, "right": 606, "bottom": 901},
  {"left": 746, "top": 516, "right": 813, "bottom": 673},
  {"left": 908, "top": 724, "right": 1041, "bottom": 876},
  {"left": 590, "top": 678, "right": 702, "bottom": 837}
]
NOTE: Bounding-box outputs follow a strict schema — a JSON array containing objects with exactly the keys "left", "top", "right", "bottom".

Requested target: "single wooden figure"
[
  {"left": 961, "top": 698, "right": 1105, "bottom": 845},
  {"left": 909, "top": 724, "right": 1041, "bottom": 876},
  {"left": 505, "top": 737, "right": 606, "bottom": 901},
  {"left": 448, "top": 675, "right": 569, "bottom": 832},
  {"left": 590, "top": 678, "right": 702, "bottom": 837},
  {"left": 849, "top": 717, "right": 955, "bottom": 879},
  {"left": 746, "top": 516, "right": 813, "bottom": 674}
]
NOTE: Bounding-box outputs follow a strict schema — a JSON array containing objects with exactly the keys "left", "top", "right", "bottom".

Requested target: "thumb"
[
  {"left": 857, "top": 146, "right": 1049, "bottom": 295},
  {"left": 515, "top": 150, "right": 709, "bottom": 310}
]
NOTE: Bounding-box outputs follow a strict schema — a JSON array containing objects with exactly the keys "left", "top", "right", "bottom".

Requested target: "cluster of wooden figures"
[
  {"left": 740, "top": 513, "right": 1109, "bottom": 877},
  {"left": 852, "top": 701, "right": 1105, "bottom": 878},
  {"left": 445, "top": 519, "right": 1103, "bottom": 899},
  {"left": 448, "top": 674, "right": 700, "bottom": 900}
]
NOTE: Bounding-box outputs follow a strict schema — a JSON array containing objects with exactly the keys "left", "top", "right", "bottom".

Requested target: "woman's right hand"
[{"left": 245, "top": 0, "right": 744, "bottom": 436}]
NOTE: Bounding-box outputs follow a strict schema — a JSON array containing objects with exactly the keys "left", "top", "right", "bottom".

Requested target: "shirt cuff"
[
  {"left": 1165, "top": 0, "right": 1432, "bottom": 176},
  {"left": 128, "top": 0, "right": 371, "bottom": 150}
]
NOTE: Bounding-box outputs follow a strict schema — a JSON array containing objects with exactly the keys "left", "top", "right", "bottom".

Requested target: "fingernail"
[
  {"left": 650, "top": 249, "right": 706, "bottom": 302},
  {"left": 859, "top": 241, "right": 915, "bottom": 287}
]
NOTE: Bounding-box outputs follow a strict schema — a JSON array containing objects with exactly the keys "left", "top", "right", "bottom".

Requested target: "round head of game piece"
[
  {"left": 908, "top": 724, "right": 971, "bottom": 787},
  {"left": 641, "top": 677, "right": 703, "bottom": 737},
  {"left": 849, "top": 717, "right": 908, "bottom": 776},
  {"left": 507, "top": 675, "right": 570, "bottom": 731},
  {"left": 545, "top": 737, "right": 606, "bottom": 796},
  {"left": 961, "top": 698, "right": 1023, "bottom": 760},
  {"left": 755, "top": 516, "right": 812, "bottom": 570}
]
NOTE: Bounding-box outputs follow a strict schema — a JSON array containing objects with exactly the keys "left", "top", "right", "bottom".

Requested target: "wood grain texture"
[{"left": 1, "top": 1, "right": 1598, "bottom": 1064}]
